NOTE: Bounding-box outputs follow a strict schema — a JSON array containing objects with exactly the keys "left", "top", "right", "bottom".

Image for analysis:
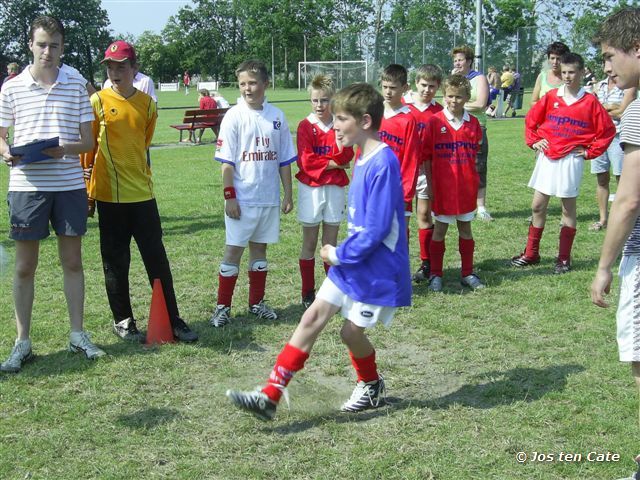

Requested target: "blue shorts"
[
  {"left": 591, "top": 135, "right": 623, "bottom": 176},
  {"left": 7, "top": 189, "right": 88, "bottom": 241}
]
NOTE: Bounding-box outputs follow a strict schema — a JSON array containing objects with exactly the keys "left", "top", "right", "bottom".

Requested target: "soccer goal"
[{"left": 298, "top": 61, "right": 368, "bottom": 91}]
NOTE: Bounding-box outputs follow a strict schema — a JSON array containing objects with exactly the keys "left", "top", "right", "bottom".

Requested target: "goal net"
[{"left": 298, "top": 61, "right": 368, "bottom": 90}]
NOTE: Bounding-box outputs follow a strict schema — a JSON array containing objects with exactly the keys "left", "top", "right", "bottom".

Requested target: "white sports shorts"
[
  {"left": 297, "top": 182, "right": 345, "bottom": 226},
  {"left": 616, "top": 255, "right": 640, "bottom": 362},
  {"left": 433, "top": 210, "right": 475, "bottom": 224},
  {"left": 225, "top": 205, "right": 280, "bottom": 247},
  {"left": 415, "top": 173, "right": 430, "bottom": 200},
  {"left": 528, "top": 151, "right": 584, "bottom": 198},
  {"left": 316, "top": 277, "right": 397, "bottom": 329}
]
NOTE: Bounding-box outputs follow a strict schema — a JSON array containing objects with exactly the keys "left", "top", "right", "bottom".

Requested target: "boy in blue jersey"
[{"left": 226, "top": 83, "right": 412, "bottom": 420}]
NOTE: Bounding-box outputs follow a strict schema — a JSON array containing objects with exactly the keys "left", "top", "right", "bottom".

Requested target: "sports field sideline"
[{"left": 0, "top": 87, "right": 637, "bottom": 479}]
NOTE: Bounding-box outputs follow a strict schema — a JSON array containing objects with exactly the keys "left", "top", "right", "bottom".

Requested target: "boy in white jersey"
[
  {"left": 591, "top": 8, "right": 640, "bottom": 478},
  {"left": 226, "top": 82, "right": 411, "bottom": 421},
  {"left": 210, "top": 60, "right": 295, "bottom": 327},
  {"left": 0, "top": 16, "right": 105, "bottom": 373},
  {"left": 296, "top": 75, "right": 353, "bottom": 308}
]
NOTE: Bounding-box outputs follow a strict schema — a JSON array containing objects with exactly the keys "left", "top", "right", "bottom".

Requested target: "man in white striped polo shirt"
[
  {"left": 0, "top": 16, "right": 105, "bottom": 373},
  {"left": 591, "top": 7, "right": 640, "bottom": 478}
]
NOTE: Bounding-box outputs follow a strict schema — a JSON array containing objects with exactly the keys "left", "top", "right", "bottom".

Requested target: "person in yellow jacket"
[{"left": 87, "top": 40, "right": 198, "bottom": 343}]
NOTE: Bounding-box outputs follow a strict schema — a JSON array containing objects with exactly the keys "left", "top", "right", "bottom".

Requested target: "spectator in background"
[
  {"left": 183, "top": 70, "right": 190, "bottom": 95},
  {"left": 500, "top": 65, "right": 515, "bottom": 100},
  {"left": 487, "top": 66, "right": 499, "bottom": 103},
  {"left": 212, "top": 90, "right": 230, "bottom": 108},
  {"left": 3, "top": 62, "right": 19, "bottom": 86},
  {"left": 584, "top": 66, "right": 596, "bottom": 93},
  {"left": 189, "top": 89, "right": 218, "bottom": 143}
]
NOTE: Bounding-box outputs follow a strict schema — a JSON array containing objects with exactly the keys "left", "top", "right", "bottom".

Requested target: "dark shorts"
[
  {"left": 476, "top": 127, "right": 489, "bottom": 189},
  {"left": 7, "top": 189, "right": 88, "bottom": 241}
]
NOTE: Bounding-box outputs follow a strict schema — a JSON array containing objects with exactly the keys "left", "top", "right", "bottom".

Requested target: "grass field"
[{"left": 0, "top": 87, "right": 638, "bottom": 479}]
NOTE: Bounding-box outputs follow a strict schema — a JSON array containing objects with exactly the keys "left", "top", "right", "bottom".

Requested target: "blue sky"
[{"left": 101, "top": 0, "right": 194, "bottom": 37}]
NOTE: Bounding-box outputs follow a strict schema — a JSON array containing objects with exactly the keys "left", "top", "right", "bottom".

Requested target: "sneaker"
[
  {"left": 113, "top": 317, "right": 144, "bottom": 342},
  {"left": 510, "top": 252, "right": 540, "bottom": 267},
  {"left": 461, "top": 273, "right": 485, "bottom": 290},
  {"left": 172, "top": 317, "right": 198, "bottom": 342},
  {"left": 341, "top": 375, "right": 386, "bottom": 413},
  {"left": 412, "top": 261, "right": 431, "bottom": 283},
  {"left": 0, "top": 339, "right": 34, "bottom": 373},
  {"left": 476, "top": 209, "right": 494, "bottom": 221},
  {"left": 553, "top": 258, "right": 571, "bottom": 274},
  {"left": 249, "top": 300, "right": 278, "bottom": 320},
  {"left": 69, "top": 331, "right": 106, "bottom": 359},
  {"left": 210, "top": 305, "right": 231, "bottom": 328},
  {"left": 226, "top": 388, "right": 277, "bottom": 421},
  {"left": 428, "top": 275, "right": 443, "bottom": 292},
  {"left": 302, "top": 291, "right": 315, "bottom": 309}
]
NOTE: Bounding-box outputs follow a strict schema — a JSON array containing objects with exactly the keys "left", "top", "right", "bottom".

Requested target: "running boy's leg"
[{"left": 227, "top": 299, "right": 340, "bottom": 420}]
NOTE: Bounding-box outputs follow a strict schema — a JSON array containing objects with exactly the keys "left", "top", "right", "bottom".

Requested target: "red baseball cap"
[{"left": 101, "top": 41, "right": 136, "bottom": 63}]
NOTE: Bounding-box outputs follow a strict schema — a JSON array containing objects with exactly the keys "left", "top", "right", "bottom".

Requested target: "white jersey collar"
[{"left": 306, "top": 113, "right": 334, "bottom": 132}]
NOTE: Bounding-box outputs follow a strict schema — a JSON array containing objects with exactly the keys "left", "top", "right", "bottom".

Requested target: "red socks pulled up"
[{"left": 262, "top": 343, "right": 310, "bottom": 402}]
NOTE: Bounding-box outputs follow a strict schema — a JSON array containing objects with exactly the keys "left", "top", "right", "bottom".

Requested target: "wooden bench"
[{"left": 170, "top": 108, "right": 229, "bottom": 143}]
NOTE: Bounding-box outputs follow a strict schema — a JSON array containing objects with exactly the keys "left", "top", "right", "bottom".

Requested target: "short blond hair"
[
  {"left": 308, "top": 74, "right": 335, "bottom": 96},
  {"left": 452, "top": 45, "right": 474, "bottom": 61}
]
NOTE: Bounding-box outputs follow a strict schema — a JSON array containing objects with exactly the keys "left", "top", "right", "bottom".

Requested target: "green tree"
[{"left": 0, "top": 0, "right": 111, "bottom": 85}]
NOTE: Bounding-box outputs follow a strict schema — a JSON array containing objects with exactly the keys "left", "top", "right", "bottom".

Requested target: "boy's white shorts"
[
  {"left": 433, "top": 210, "right": 475, "bottom": 224},
  {"left": 297, "top": 182, "right": 345, "bottom": 226},
  {"left": 415, "top": 173, "right": 430, "bottom": 200},
  {"left": 528, "top": 151, "right": 583, "bottom": 198},
  {"left": 616, "top": 255, "right": 640, "bottom": 362},
  {"left": 225, "top": 205, "right": 280, "bottom": 247},
  {"left": 316, "top": 277, "right": 397, "bottom": 328}
]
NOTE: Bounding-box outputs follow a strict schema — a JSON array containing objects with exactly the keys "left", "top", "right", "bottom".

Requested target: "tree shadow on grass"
[
  {"left": 0, "top": 340, "right": 169, "bottom": 378},
  {"left": 265, "top": 364, "right": 584, "bottom": 435},
  {"left": 116, "top": 407, "right": 180, "bottom": 430},
  {"left": 489, "top": 206, "right": 594, "bottom": 224},
  {"left": 160, "top": 214, "right": 225, "bottom": 236},
  {"left": 474, "top": 256, "right": 600, "bottom": 288},
  {"left": 190, "top": 303, "right": 302, "bottom": 353}
]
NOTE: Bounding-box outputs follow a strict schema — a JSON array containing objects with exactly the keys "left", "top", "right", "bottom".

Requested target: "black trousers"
[{"left": 97, "top": 199, "right": 179, "bottom": 323}]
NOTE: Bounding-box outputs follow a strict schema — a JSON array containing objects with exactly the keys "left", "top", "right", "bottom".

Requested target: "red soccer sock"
[
  {"left": 217, "top": 274, "right": 238, "bottom": 307},
  {"left": 558, "top": 226, "right": 577, "bottom": 262},
  {"left": 248, "top": 270, "right": 267, "bottom": 306},
  {"left": 262, "top": 343, "right": 310, "bottom": 402},
  {"left": 430, "top": 239, "right": 446, "bottom": 277},
  {"left": 524, "top": 224, "right": 544, "bottom": 259},
  {"left": 349, "top": 350, "right": 378, "bottom": 383},
  {"left": 323, "top": 262, "right": 331, "bottom": 275},
  {"left": 459, "top": 237, "right": 475, "bottom": 277},
  {"left": 299, "top": 258, "right": 315, "bottom": 296},
  {"left": 418, "top": 227, "right": 434, "bottom": 262}
]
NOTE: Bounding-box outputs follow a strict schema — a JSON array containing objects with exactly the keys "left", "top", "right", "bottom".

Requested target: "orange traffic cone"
[{"left": 146, "top": 279, "right": 175, "bottom": 345}]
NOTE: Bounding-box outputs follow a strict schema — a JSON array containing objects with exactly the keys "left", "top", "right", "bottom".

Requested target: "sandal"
[{"left": 589, "top": 221, "right": 607, "bottom": 231}]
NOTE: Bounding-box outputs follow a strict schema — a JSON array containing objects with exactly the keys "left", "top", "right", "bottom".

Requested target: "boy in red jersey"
[
  {"left": 424, "top": 74, "right": 485, "bottom": 292},
  {"left": 402, "top": 64, "right": 444, "bottom": 282},
  {"left": 379, "top": 64, "right": 421, "bottom": 231},
  {"left": 296, "top": 75, "right": 354, "bottom": 308},
  {"left": 511, "top": 52, "right": 616, "bottom": 274}
]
